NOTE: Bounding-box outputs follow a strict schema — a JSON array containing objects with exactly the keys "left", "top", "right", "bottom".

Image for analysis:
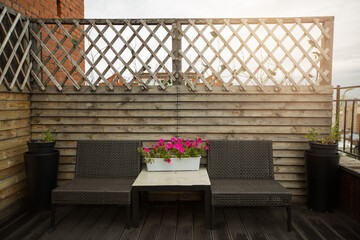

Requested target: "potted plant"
[
  {"left": 138, "top": 137, "right": 209, "bottom": 171},
  {"left": 24, "top": 130, "right": 59, "bottom": 212},
  {"left": 27, "top": 129, "right": 56, "bottom": 153},
  {"left": 305, "top": 89, "right": 352, "bottom": 211}
]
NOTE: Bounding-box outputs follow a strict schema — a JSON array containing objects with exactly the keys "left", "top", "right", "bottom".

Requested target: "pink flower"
[
  {"left": 155, "top": 145, "right": 158, "bottom": 149},
  {"left": 177, "top": 138, "right": 182, "bottom": 143},
  {"left": 151, "top": 145, "right": 154, "bottom": 148},
  {"left": 192, "top": 141, "right": 197, "bottom": 146},
  {"left": 180, "top": 148, "right": 185, "bottom": 153},
  {"left": 159, "top": 139, "right": 164, "bottom": 144},
  {"left": 171, "top": 137, "right": 176, "bottom": 142},
  {"left": 185, "top": 140, "right": 191, "bottom": 147},
  {"left": 173, "top": 143, "right": 179, "bottom": 149},
  {"left": 144, "top": 148, "right": 149, "bottom": 153},
  {"left": 206, "top": 140, "right": 209, "bottom": 144},
  {"left": 197, "top": 138, "right": 202, "bottom": 144},
  {"left": 205, "top": 146, "right": 209, "bottom": 150},
  {"left": 159, "top": 143, "right": 163, "bottom": 147},
  {"left": 166, "top": 158, "right": 171, "bottom": 163}
]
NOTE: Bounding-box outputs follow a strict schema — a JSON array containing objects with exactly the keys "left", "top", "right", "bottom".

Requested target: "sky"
[{"left": 84, "top": 0, "right": 360, "bottom": 97}]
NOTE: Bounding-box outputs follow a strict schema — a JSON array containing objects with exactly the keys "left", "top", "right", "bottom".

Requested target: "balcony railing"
[{"left": 334, "top": 85, "right": 360, "bottom": 159}]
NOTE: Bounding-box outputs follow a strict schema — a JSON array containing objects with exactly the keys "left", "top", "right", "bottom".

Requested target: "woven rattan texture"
[
  {"left": 208, "top": 140, "right": 274, "bottom": 179},
  {"left": 211, "top": 179, "right": 291, "bottom": 206},
  {"left": 52, "top": 178, "right": 133, "bottom": 204},
  {"left": 75, "top": 140, "right": 141, "bottom": 179}
]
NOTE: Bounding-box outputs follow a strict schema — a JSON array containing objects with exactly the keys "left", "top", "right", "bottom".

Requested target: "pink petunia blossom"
[
  {"left": 177, "top": 138, "right": 182, "bottom": 143},
  {"left": 192, "top": 141, "right": 197, "bottom": 146},
  {"left": 197, "top": 138, "right": 202, "bottom": 144},
  {"left": 206, "top": 140, "right": 209, "bottom": 144},
  {"left": 205, "top": 146, "right": 209, "bottom": 150},
  {"left": 171, "top": 137, "right": 176, "bottom": 142},
  {"left": 159, "top": 143, "right": 163, "bottom": 147},
  {"left": 185, "top": 140, "right": 191, "bottom": 147},
  {"left": 166, "top": 158, "right": 171, "bottom": 163},
  {"left": 159, "top": 139, "right": 164, "bottom": 144},
  {"left": 180, "top": 148, "right": 185, "bottom": 153},
  {"left": 151, "top": 145, "right": 154, "bottom": 148},
  {"left": 144, "top": 148, "right": 149, "bottom": 153},
  {"left": 165, "top": 146, "right": 169, "bottom": 151},
  {"left": 155, "top": 145, "right": 158, "bottom": 149}
]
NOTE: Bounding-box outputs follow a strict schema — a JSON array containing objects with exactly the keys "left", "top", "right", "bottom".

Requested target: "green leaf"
[
  {"left": 210, "top": 31, "right": 217, "bottom": 38},
  {"left": 130, "top": 48, "right": 135, "bottom": 56},
  {"left": 71, "top": 38, "right": 78, "bottom": 45}
]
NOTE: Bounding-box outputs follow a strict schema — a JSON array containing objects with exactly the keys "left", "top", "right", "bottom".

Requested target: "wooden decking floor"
[{"left": 4, "top": 203, "right": 360, "bottom": 240}]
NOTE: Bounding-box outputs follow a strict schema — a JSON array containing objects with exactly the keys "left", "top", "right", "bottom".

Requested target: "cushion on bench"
[
  {"left": 52, "top": 178, "right": 134, "bottom": 205},
  {"left": 211, "top": 178, "right": 292, "bottom": 206}
]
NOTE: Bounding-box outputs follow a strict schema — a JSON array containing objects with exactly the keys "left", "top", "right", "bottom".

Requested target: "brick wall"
[{"left": 0, "top": 0, "right": 84, "bottom": 18}]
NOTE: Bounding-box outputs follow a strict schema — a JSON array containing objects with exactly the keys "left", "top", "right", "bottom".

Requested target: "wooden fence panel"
[
  {"left": 0, "top": 92, "right": 30, "bottom": 223},
  {"left": 31, "top": 85, "right": 333, "bottom": 203}
]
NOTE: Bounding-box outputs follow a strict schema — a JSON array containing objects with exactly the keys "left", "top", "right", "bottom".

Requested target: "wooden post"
[
  {"left": 320, "top": 17, "right": 334, "bottom": 85},
  {"left": 172, "top": 21, "right": 182, "bottom": 85}
]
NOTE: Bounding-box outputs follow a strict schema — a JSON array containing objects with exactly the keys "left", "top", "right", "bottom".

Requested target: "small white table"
[{"left": 132, "top": 167, "right": 211, "bottom": 228}]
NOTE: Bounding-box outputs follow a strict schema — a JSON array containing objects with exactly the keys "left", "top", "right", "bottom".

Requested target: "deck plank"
[
  {"left": 157, "top": 205, "right": 178, "bottom": 240},
  {"left": 120, "top": 206, "right": 149, "bottom": 240},
  {"left": 238, "top": 208, "right": 268, "bottom": 240},
  {"left": 193, "top": 205, "right": 212, "bottom": 240},
  {"left": 81, "top": 206, "right": 119, "bottom": 240},
  {"left": 64, "top": 205, "right": 106, "bottom": 239},
  {"left": 176, "top": 205, "right": 193, "bottom": 240},
  {"left": 212, "top": 208, "right": 231, "bottom": 240},
  {"left": 101, "top": 207, "right": 127, "bottom": 240},
  {"left": 223, "top": 207, "right": 249, "bottom": 240},
  {"left": 138, "top": 205, "right": 163, "bottom": 240},
  {"left": 40, "top": 205, "right": 90, "bottom": 240},
  {"left": 253, "top": 208, "right": 287, "bottom": 240},
  {"left": 267, "top": 208, "right": 305, "bottom": 240}
]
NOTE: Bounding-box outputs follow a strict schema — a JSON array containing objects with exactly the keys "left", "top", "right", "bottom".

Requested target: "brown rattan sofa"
[
  {"left": 51, "top": 140, "right": 142, "bottom": 228},
  {"left": 208, "top": 140, "right": 292, "bottom": 231}
]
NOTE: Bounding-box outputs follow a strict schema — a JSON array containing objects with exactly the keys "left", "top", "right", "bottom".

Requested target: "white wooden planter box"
[{"left": 146, "top": 157, "right": 201, "bottom": 171}]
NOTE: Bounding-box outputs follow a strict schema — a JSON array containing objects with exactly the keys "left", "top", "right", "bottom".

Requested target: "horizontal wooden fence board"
[
  {"left": 31, "top": 94, "right": 332, "bottom": 103},
  {"left": 0, "top": 119, "right": 30, "bottom": 131},
  {"left": 0, "top": 101, "right": 31, "bottom": 110},
  {"left": 31, "top": 101, "right": 333, "bottom": 110},
  {"left": 30, "top": 109, "right": 332, "bottom": 118},
  {"left": 31, "top": 117, "right": 332, "bottom": 126},
  {"left": 31, "top": 85, "right": 333, "bottom": 95},
  {"left": 0, "top": 127, "right": 31, "bottom": 140},
  {"left": 0, "top": 110, "right": 31, "bottom": 121},
  {"left": 0, "top": 92, "right": 30, "bottom": 222}
]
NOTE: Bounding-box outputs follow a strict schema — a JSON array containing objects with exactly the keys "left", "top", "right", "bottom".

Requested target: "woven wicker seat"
[
  {"left": 208, "top": 140, "right": 292, "bottom": 231},
  {"left": 51, "top": 140, "right": 141, "bottom": 228}
]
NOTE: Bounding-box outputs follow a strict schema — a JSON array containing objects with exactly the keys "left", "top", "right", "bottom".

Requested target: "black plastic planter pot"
[
  {"left": 309, "top": 142, "right": 337, "bottom": 155},
  {"left": 27, "top": 140, "right": 56, "bottom": 154},
  {"left": 24, "top": 150, "right": 59, "bottom": 212},
  {"left": 305, "top": 151, "right": 339, "bottom": 212}
]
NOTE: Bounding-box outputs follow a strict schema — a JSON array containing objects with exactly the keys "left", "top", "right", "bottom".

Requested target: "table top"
[{"left": 132, "top": 167, "right": 211, "bottom": 186}]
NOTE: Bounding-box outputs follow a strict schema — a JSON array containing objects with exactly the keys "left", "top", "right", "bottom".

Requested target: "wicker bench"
[
  {"left": 51, "top": 140, "right": 141, "bottom": 228},
  {"left": 208, "top": 140, "right": 292, "bottom": 231}
]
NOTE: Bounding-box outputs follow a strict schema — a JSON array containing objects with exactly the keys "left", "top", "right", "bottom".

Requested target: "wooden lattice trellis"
[
  {"left": 0, "top": 6, "right": 32, "bottom": 92},
  {"left": 0, "top": 4, "right": 334, "bottom": 92}
]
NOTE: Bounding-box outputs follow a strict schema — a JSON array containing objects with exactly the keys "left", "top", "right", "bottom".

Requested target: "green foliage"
[
  {"left": 42, "top": 129, "right": 55, "bottom": 142},
  {"left": 306, "top": 88, "right": 353, "bottom": 144},
  {"left": 306, "top": 128, "right": 319, "bottom": 143}
]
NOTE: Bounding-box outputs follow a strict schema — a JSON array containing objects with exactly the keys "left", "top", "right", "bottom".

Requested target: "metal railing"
[{"left": 335, "top": 85, "right": 360, "bottom": 159}]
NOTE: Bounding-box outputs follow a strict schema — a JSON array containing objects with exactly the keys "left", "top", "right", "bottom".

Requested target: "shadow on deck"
[{"left": 1, "top": 203, "right": 360, "bottom": 240}]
